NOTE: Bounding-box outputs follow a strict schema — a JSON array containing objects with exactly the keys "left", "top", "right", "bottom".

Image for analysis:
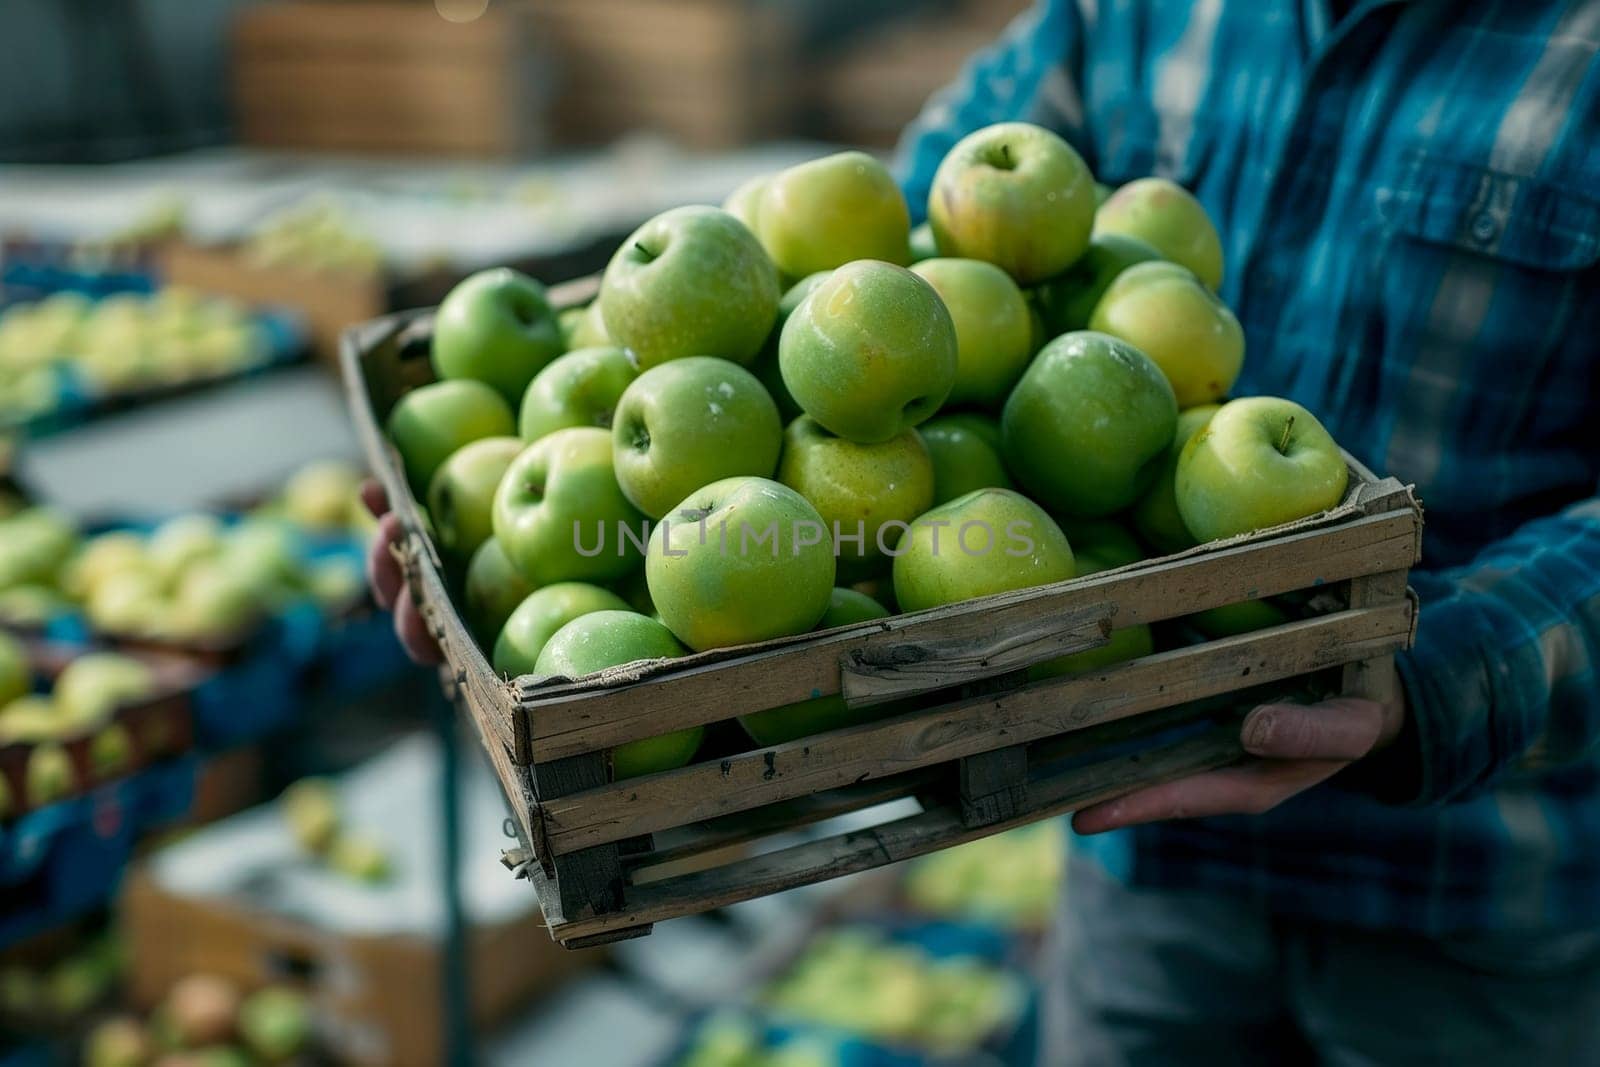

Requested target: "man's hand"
[
  {"left": 362, "top": 480, "right": 443, "bottom": 666},
  {"left": 1072, "top": 689, "right": 1406, "bottom": 834}
]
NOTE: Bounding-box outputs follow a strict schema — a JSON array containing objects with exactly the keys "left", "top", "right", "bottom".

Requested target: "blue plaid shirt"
[{"left": 896, "top": 0, "right": 1600, "bottom": 934}]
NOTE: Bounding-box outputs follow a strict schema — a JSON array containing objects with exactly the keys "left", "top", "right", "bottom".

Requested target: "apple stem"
[
  {"left": 999, "top": 144, "right": 1012, "bottom": 167},
  {"left": 1277, "top": 415, "right": 1296, "bottom": 454}
]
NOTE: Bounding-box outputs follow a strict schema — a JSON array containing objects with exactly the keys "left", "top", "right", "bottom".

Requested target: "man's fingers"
[
  {"left": 1242, "top": 698, "right": 1386, "bottom": 761},
  {"left": 366, "top": 513, "right": 405, "bottom": 611},
  {"left": 1071, "top": 758, "right": 1349, "bottom": 835},
  {"left": 360, "top": 478, "right": 388, "bottom": 519},
  {"left": 396, "top": 586, "right": 444, "bottom": 665}
]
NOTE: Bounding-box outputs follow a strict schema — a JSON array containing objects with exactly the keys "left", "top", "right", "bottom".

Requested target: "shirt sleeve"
[
  {"left": 892, "top": 0, "right": 1089, "bottom": 223},
  {"left": 1393, "top": 491, "right": 1600, "bottom": 804}
]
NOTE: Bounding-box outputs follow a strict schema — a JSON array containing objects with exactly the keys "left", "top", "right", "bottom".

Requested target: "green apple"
[
  {"left": 86, "top": 1016, "right": 154, "bottom": 1067},
  {"left": 1089, "top": 261, "right": 1244, "bottom": 408},
  {"left": 647, "top": 476, "right": 835, "bottom": 651},
  {"left": 221, "top": 520, "right": 305, "bottom": 606},
  {"left": 1055, "top": 517, "right": 1144, "bottom": 575},
  {"left": 755, "top": 151, "right": 911, "bottom": 277},
  {"left": 738, "top": 587, "right": 890, "bottom": 746},
  {"left": 63, "top": 532, "right": 148, "bottom": 599},
  {"left": 1175, "top": 397, "right": 1349, "bottom": 541},
  {"left": 534, "top": 611, "right": 703, "bottom": 778},
  {"left": 85, "top": 569, "right": 167, "bottom": 634},
  {"left": 427, "top": 436, "right": 523, "bottom": 561},
  {"left": 1001, "top": 331, "right": 1177, "bottom": 516},
  {"left": 89, "top": 724, "right": 134, "bottom": 776},
  {"left": 909, "top": 258, "right": 1033, "bottom": 408},
  {"left": 908, "top": 221, "right": 938, "bottom": 263},
  {"left": 567, "top": 302, "right": 611, "bottom": 349},
  {"left": 927, "top": 122, "right": 1096, "bottom": 284},
  {"left": 281, "top": 460, "right": 361, "bottom": 530},
  {"left": 1188, "top": 598, "right": 1292, "bottom": 638},
  {"left": 1030, "top": 624, "right": 1154, "bottom": 680},
  {"left": 328, "top": 833, "right": 393, "bottom": 882},
  {"left": 517, "top": 345, "right": 638, "bottom": 442},
  {"left": 491, "top": 582, "right": 630, "bottom": 677},
  {"left": 1032, "top": 232, "right": 1163, "bottom": 336},
  {"left": 1130, "top": 404, "right": 1221, "bottom": 554},
  {"left": 612, "top": 357, "right": 783, "bottom": 519},
  {"left": 750, "top": 270, "right": 831, "bottom": 422},
  {"left": 0, "top": 584, "right": 70, "bottom": 627},
  {"left": 1094, "top": 181, "right": 1114, "bottom": 208},
  {"left": 0, "top": 631, "right": 26, "bottom": 707},
  {"left": 892, "top": 488, "right": 1075, "bottom": 613},
  {"left": 238, "top": 988, "right": 311, "bottom": 1063},
  {"left": 0, "top": 508, "right": 78, "bottom": 589},
  {"left": 54, "top": 653, "right": 156, "bottom": 725},
  {"left": 146, "top": 513, "right": 225, "bottom": 584},
  {"left": 168, "top": 560, "right": 265, "bottom": 640},
  {"left": 491, "top": 428, "right": 646, "bottom": 585},
  {"left": 463, "top": 538, "right": 535, "bottom": 647},
  {"left": 721, "top": 173, "right": 768, "bottom": 231},
  {"left": 557, "top": 306, "right": 587, "bottom": 350},
  {"left": 0, "top": 696, "right": 58, "bottom": 744},
  {"left": 599, "top": 205, "right": 779, "bottom": 369},
  {"left": 386, "top": 379, "right": 515, "bottom": 497},
  {"left": 778, "top": 261, "right": 957, "bottom": 444},
  {"left": 283, "top": 777, "right": 340, "bottom": 853},
  {"left": 777, "top": 416, "right": 933, "bottom": 577},
  {"left": 432, "top": 267, "right": 564, "bottom": 405},
  {"left": 917, "top": 414, "right": 1012, "bottom": 506},
  {"left": 1094, "top": 177, "right": 1224, "bottom": 290},
  {"left": 27, "top": 743, "right": 74, "bottom": 806}
]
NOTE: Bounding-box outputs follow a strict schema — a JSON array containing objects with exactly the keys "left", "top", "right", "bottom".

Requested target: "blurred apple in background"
[
  {"left": 928, "top": 122, "right": 1096, "bottom": 284},
  {"left": 755, "top": 151, "right": 911, "bottom": 277},
  {"left": 721, "top": 173, "right": 768, "bottom": 231},
  {"left": 600, "top": 206, "right": 779, "bottom": 369},
  {"left": 892, "top": 488, "right": 1075, "bottom": 613},
  {"left": 566, "top": 302, "right": 611, "bottom": 349},
  {"left": 492, "top": 582, "right": 630, "bottom": 678},
  {"left": 534, "top": 610, "right": 703, "bottom": 778},
  {"left": 517, "top": 346, "right": 637, "bottom": 443},
  {"left": 431, "top": 268, "right": 564, "bottom": 406},
  {"left": 1094, "top": 177, "right": 1225, "bottom": 290},
  {"left": 280, "top": 460, "right": 363, "bottom": 531},
  {"left": 1131, "top": 403, "right": 1221, "bottom": 554},
  {"left": 1002, "top": 332, "right": 1177, "bottom": 517},
  {"left": 917, "top": 414, "right": 1011, "bottom": 507},
  {"left": 612, "top": 357, "right": 783, "bottom": 519},
  {"left": 779, "top": 261, "right": 957, "bottom": 444},
  {"left": 0, "top": 632, "right": 27, "bottom": 707},
  {"left": 1090, "top": 261, "right": 1244, "bottom": 408},
  {"left": 427, "top": 436, "right": 523, "bottom": 562},
  {"left": 909, "top": 258, "right": 1033, "bottom": 409},
  {"left": 146, "top": 514, "right": 225, "bottom": 587},
  {"left": 386, "top": 380, "right": 514, "bottom": 497},
  {"left": 52, "top": 653, "right": 155, "bottom": 725},
  {"left": 647, "top": 476, "right": 835, "bottom": 652}
]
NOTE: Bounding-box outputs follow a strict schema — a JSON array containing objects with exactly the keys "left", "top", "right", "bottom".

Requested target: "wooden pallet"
[{"left": 341, "top": 287, "right": 1422, "bottom": 947}]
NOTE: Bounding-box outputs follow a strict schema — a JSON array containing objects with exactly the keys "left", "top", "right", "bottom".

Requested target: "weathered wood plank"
[
  {"left": 958, "top": 746, "right": 1030, "bottom": 827},
  {"left": 543, "top": 723, "right": 1246, "bottom": 941},
  {"left": 533, "top": 754, "right": 629, "bottom": 921},
  {"left": 538, "top": 601, "right": 1413, "bottom": 856},
  {"left": 519, "top": 508, "right": 1421, "bottom": 761}
]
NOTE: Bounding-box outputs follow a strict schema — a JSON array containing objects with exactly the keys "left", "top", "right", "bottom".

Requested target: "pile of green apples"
[
  {"left": 246, "top": 199, "right": 384, "bottom": 277},
  {"left": 0, "top": 288, "right": 270, "bottom": 400},
  {"left": 387, "top": 122, "right": 1353, "bottom": 779},
  {"left": 900, "top": 821, "right": 1065, "bottom": 931},
  {"left": 0, "top": 931, "right": 123, "bottom": 1025},
  {"left": 0, "top": 635, "right": 156, "bottom": 815},
  {"left": 672, "top": 1016, "right": 839, "bottom": 1067},
  {"left": 763, "top": 929, "right": 1022, "bottom": 1055},
  {"left": 83, "top": 974, "right": 313, "bottom": 1067}
]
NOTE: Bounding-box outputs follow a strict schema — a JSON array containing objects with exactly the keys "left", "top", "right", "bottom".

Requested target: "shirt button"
[{"left": 1470, "top": 210, "right": 1499, "bottom": 245}]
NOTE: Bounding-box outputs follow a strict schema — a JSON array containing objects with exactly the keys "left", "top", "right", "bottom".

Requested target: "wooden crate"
[
  {"left": 232, "top": 1, "right": 547, "bottom": 158},
  {"left": 341, "top": 287, "right": 1422, "bottom": 948}
]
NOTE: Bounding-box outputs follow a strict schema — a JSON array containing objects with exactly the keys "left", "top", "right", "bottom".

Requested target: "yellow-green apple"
[
  {"left": 168, "top": 560, "right": 264, "bottom": 640},
  {"left": 1089, "top": 261, "right": 1243, "bottom": 407},
  {"left": 427, "top": 436, "right": 523, "bottom": 561},
  {"left": 0, "top": 632, "right": 26, "bottom": 707},
  {"left": 1176, "top": 397, "right": 1349, "bottom": 541},
  {"left": 281, "top": 460, "right": 362, "bottom": 530},
  {"left": 327, "top": 834, "right": 392, "bottom": 883},
  {"left": 1188, "top": 598, "right": 1291, "bottom": 638},
  {"left": 1131, "top": 403, "right": 1221, "bottom": 554},
  {"left": 557, "top": 306, "right": 586, "bottom": 350},
  {"left": 751, "top": 271, "right": 831, "bottom": 422},
  {"left": 909, "top": 258, "right": 1033, "bottom": 408},
  {"left": 777, "top": 415, "right": 934, "bottom": 578},
  {"left": 492, "top": 582, "right": 630, "bottom": 677},
  {"left": 1001, "top": 331, "right": 1177, "bottom": 516},
  {"left": 612, "top": 357, "right": 783, "bottom": 519},
  {"left": 908, "top": 222, "right": 938, "bottom": 263},
  {"left": 463, "top": 538, "right": 534, "bottom": 647},
  {"left": 54, "top": 653, "right": 155, "bottom": 724},
  {"left": 534, "top": 611, "right": 703, "bottom": 778},
  {"left": 755, "top": 151, "right": 911, "bottom": 277},
  {"left": 647, "top": 476, "right": 835, "bottom": 651},
  {"left": 1093, "top": 177, "right": 1224, "bottom": 290},
  {"left": 28, "top": 744, "right": 74, "bottom": 805},
  {"left": 917, "top": 414, "right": 1012, "bottom": 506},
  {"left": 739, "top": 587, "right": 891, "bottom": 746},
  {"left": 892, "top": 488, "right": 1075, "bottom": 613},
  {"left": 431, "top": 268, "right": 564, "bottom": 405},
  {"left": 492, "top": 428, "right": 645, "bottom": 585},
  {"left": 0, "top": 696, "right": 58, "bottom": 744},
  {"left": 0, "top": 585, "right": 69, "bottom": 627},
  {"left": 221, "top": 520, "right": 305, "bottom": 606},
  {"left": 0, "top": 509, "right": 77, "bottom": 588},
  {"left": 722, "top": 174, "right": 768, "bottom": 231},
  {"left": 778, "top": 261, "right": 957, "bottom": 443},
  {"left": 386, "top": 380, "right": 514, "bottom": 496},
  {"left": 599, "top": 206, "right": 779, "bottom": 369},
  {"left": 1030, "top": 624, "right": 1153, "bottom": 680},
  {"left": 85, "top": 570, "right": 166, "bottom": 634},
  {"left": 1055, "top": 517, "right": 1144, "bottom": 574},
  {"left": 517, "top": 346, "right": 638, "bottom": 442},
  {"left": 239, "top": 987, "right": 311, "bottom": 1062},
  {"left": 146, "top": 514, "right": 225, "bottom": 584},
  {"left": 928, "top": 122, "right": 1096, "bottom": 283},
  {"left": 89, "top": 724, "right": 133, "bottom": 776},
  {"left": 85, "top": 1017, "right": 154, "bottom": 1067},
  {"left": 1032, "top": 232, "right": 1162, "bottom": 336},
  {"left": 62, "top": 532, "right": 148, "bottom": 599},
  {"left": 283, "top": 778, "right": 340, "bottom": 853},
  {"left": 567, "top": 302, "right": 611, "bottom": 349},
  {"left": 1094, "top": 181, "right": 1114, "bottom": 208},
  {"left": 307, "top": 559, "right": 361, "bottom": 612}
]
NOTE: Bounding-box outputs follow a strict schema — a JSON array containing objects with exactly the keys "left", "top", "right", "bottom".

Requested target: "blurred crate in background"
[{"left": 233, "top": 1, "right": 549, "bottom": 158}]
